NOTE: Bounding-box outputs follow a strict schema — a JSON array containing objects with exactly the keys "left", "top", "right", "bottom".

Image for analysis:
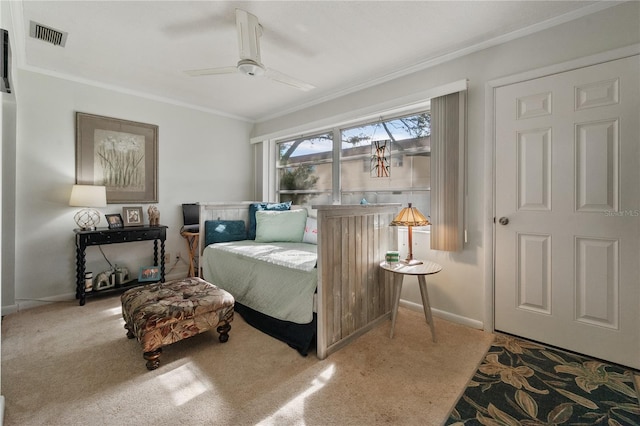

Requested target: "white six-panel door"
[{"left": 494, "top": 55, "right": 639, "bottom": 369}]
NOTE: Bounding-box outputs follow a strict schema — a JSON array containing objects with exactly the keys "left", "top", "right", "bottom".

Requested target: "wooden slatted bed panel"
[
  {"left": 314, "top": 204, "right": 398, "bottom": 359},
  {"left": 198, "top": 202, "right": 399, "bottom": 359}
]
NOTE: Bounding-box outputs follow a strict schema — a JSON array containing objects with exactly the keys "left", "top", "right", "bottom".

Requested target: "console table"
[{"left": 74, "top": 225, "right": 167, "bottom": 305}]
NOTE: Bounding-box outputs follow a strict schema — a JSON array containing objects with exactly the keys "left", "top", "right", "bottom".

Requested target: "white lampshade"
[
  {"left": 69, "top": 185, "right": 107, "bottom": 230},
  {"left": 69, "top": 185, "right": 107, "bottom": 207}
]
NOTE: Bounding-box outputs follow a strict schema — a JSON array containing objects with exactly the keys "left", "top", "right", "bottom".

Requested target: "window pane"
[
  {"left": 340, "top": 113, "right": 431, "bottom": 194},
  {"left": 278, "top": 133, "right": 333, "bottom": 165},
  {"left": 277, "top": 133, "right": 332, "bottom": 205}
]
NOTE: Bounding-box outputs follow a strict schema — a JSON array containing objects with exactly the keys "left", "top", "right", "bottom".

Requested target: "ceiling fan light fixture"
[
  {"left": 184, "top": 9, "right": 314, "bottom": 90},
  {"left": 237, "top": 59, "right": 265, "bottom": 77}
]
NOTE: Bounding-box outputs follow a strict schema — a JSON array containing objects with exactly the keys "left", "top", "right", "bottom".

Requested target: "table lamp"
[
  {"left": 390, "top": 203, "right": 430, "bottom": 265},
  {"left": 69, "top": 184, "right": 107, "bottom": 230}
]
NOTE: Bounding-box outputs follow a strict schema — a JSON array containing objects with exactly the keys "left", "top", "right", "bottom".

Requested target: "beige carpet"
[{"left": 2, "top": 295, "right": 494, "bottom": 425}]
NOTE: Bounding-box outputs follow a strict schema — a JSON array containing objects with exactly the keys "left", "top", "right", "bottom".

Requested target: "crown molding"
[{"left": 255, "top": 1, "right": 623, "bottom": 123}]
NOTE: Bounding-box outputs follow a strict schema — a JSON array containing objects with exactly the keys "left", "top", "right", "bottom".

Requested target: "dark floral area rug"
[{"left": 445, "top": 334, "right": 640, "bottom": 425}]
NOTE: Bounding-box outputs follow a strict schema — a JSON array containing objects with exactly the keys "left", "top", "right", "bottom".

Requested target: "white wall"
[
  {"left": 6, "top": 70, "right": 253, "bottom": 310},
  {"left": 253, "top": 2, "right": 640, "bottom": 328}
]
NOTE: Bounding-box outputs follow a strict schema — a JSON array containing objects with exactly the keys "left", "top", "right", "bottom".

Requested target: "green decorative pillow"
[
  {"left": 254, "top": 209, "right": 308, "bottom": 243},
  {"left": 247, "top": 201, "right": 292, "bottom": 240}
]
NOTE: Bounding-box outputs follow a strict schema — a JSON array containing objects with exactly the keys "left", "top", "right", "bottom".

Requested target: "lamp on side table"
[
  {"left": 390, "top": 203, "right": 430, "bottom": 265},
  {"left": 69, "top": 184, "right": 107, "bottom": 230}
]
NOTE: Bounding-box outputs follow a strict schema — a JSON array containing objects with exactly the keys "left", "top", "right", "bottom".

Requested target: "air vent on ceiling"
[{"left": 29, "top": 21, "right": 67, "bottom": 47}]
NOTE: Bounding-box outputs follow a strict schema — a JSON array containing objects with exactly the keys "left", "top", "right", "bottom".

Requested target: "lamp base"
[
  {"left": 74, "top": 208, "right": 101, "bottom": 231},
  {"left": 400, "top": 258, "right": 423, "bottom": 266}
]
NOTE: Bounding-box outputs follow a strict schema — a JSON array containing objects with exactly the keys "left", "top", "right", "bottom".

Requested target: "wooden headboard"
[{"left": 197, "top": 202, "right": 399, "bottom": 359}]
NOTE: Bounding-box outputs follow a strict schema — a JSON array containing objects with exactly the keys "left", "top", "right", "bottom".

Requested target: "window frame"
[{"left": 273, "top": 110, "right": 431, "bottom": 208}]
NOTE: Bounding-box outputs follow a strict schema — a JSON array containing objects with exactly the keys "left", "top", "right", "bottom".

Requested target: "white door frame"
[{"left": 482, "top": 44, "right": 640, "bottom": 332}]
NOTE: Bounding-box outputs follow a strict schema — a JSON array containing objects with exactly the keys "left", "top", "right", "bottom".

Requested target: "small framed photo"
[
  {"left": 138, "top": 266, "right": 160, "bottom": 282},
  {"left": 105, "top": 213, "right": 124, "bottom": 229},
  {"left": 122, "top": 206, "right": 143, "bottom": 227}
]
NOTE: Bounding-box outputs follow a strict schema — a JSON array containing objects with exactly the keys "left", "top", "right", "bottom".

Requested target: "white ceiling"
[{"left": 12, "top": 1, "right": 610, "bottom": 122}]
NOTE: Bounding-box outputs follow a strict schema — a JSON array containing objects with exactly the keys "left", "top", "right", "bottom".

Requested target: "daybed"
[{"left": 198, "top": 202, "right": 399, "bottom": 359}]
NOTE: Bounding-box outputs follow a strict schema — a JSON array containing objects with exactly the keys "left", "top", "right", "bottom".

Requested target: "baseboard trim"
[
  {"left": 399, "top": 299, "right": 484, "bottom": 330},
  {"left": 11, "top": 292, "right": 76, "bottom": 312},
  {"left": 1, "top": 304, "right": 18, "bottom": 316},
  {"left": 7, "top": 278, "right": 188, "bottom": 314}
]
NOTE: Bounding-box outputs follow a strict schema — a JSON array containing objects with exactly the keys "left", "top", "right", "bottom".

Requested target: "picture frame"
[
  {"left": 75, "top": 112, "right": 158, "bottom": 204},
  {"left": 138, "top": 266, "right": 160, "bottom": 283},
  {"left": 105, "top": 213, "right": 124, "bottom": 229},
  {"left": 122, "top": 206, "right": 143, "bottom": 227}
]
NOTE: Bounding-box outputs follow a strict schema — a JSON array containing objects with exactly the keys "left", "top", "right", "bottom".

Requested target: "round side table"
[{"left": 380, "top": 260, "right": 443, "bottom": 341}]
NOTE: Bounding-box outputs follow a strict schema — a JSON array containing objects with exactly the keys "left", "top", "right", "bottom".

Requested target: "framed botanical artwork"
[
  {"left": 122, "top": 206, "right": 143, "bottom": 227},
  {"left": 76, "top": 112, "right": 158, "bottom": 204},
  {"left": 138, "top": 266, "right": 160, "bottom": 283},
  {"left": 105, "top": 213, "right": 124, "bottom": 229}
]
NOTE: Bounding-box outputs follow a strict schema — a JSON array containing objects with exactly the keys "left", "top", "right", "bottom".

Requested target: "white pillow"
[
  {"left": 302, "top": 217, "right": 318, "bottom": 245},
  {"left": 255, "top": 209, "right": 308, "bottom": 243}
]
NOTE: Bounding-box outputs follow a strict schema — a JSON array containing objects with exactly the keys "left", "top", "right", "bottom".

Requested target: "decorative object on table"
[
  {"left": 390, "top": 203, "right": 430, "bottom": 265},
  {"left": 105, "top": 213, "right": 123, "bottom": 229},
  {"left": 385, "top": 251, "right": 399, "bottom": 264},
  {"left": 138, "top": 265, "right": 160, "bottom": 282},
  {"left": 371, "top": 139, "right": 390, "bottom": 177},
  {"left": 445, "top": 334, "right": 640, "bottom": 425},
  {"left": 147, "top": 205, "right": 160, "bottom": 226},
  {"left": 75, "top": 112, "right": 158, "bottom": 204},
  {"left": 360, "top": 198, "right": 368, "bottom": 205},
  {"left": 69, "top": 184, "right": 107, "bottom": 230},
  {"left": 84, "top": 271, "right": 93, "bottom": 292},
  {"left": 94, "top": 270, "right": 114, "bottom": 291},
  {"left": 112, "top": 264, "right": 130, "bottom": 285},
  {"left": 122, "top": 206, "right": 143, "bottom": 227}
]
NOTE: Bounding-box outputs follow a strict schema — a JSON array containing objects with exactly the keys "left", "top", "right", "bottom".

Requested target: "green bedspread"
[{"left": 201, "top": 241, "right": 318, "bottom": 324}]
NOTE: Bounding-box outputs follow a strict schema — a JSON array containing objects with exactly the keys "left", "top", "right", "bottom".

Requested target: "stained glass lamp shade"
[{"left": 390, "top": 203, "right": 430, "bottom": 265}]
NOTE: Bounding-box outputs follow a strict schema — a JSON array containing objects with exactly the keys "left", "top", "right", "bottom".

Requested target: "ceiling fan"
[{"left": 184, "top": 9, "right": 315, "bottom": 92}]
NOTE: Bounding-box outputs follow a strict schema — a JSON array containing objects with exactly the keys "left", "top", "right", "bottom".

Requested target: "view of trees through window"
[{"left": 276, "top": 111, "right": 431, "bottom": 215}]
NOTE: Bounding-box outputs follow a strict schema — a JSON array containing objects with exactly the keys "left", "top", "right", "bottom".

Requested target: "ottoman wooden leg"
[
  {"left": 125, "top": 324, "right": 135, "bottom": 339},
  {"left": 144, "top": 348, "right": 162, "bottom": 370},
  {"left": 217, "top": 322, "right": 231, "bottom": 343}
]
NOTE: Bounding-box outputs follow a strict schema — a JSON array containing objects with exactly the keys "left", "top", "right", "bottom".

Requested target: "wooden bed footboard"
[
  {"left": 313, "top": 204, "right": 399, "bottom": 359},
  {"left": 198, "top": 202, "right": 400, "bottom": 359}
]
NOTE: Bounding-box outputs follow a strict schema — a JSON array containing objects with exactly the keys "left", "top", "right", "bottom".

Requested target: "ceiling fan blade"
[
  {"left": 236, "top": 9, "right": 262, "bottom": 63},
  {"left": 265, "top": 68, "right": 316, "bottom": 92},
  {"left": 184, "top": 66, "right": 238, "bottom": 77}
]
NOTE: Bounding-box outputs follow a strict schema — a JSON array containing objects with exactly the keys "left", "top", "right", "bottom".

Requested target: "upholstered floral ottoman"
[{"left": 121, "top": 277, "right": 234, "bottom": 370}]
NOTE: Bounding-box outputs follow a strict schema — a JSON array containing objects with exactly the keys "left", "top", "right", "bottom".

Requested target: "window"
[
  {"left": 340, "top": 113, "right": 431, "bottom": 215},
  {"left": 275, "top": 112, "right": 431, "bottom": 216},
  {"left": 276, "top": 132, "right": 333, "bottom": 205}
]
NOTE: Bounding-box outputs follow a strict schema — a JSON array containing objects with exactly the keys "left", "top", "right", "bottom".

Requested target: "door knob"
[{"left": 499, "top": 217, "right": 509, "bottom": 225}]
